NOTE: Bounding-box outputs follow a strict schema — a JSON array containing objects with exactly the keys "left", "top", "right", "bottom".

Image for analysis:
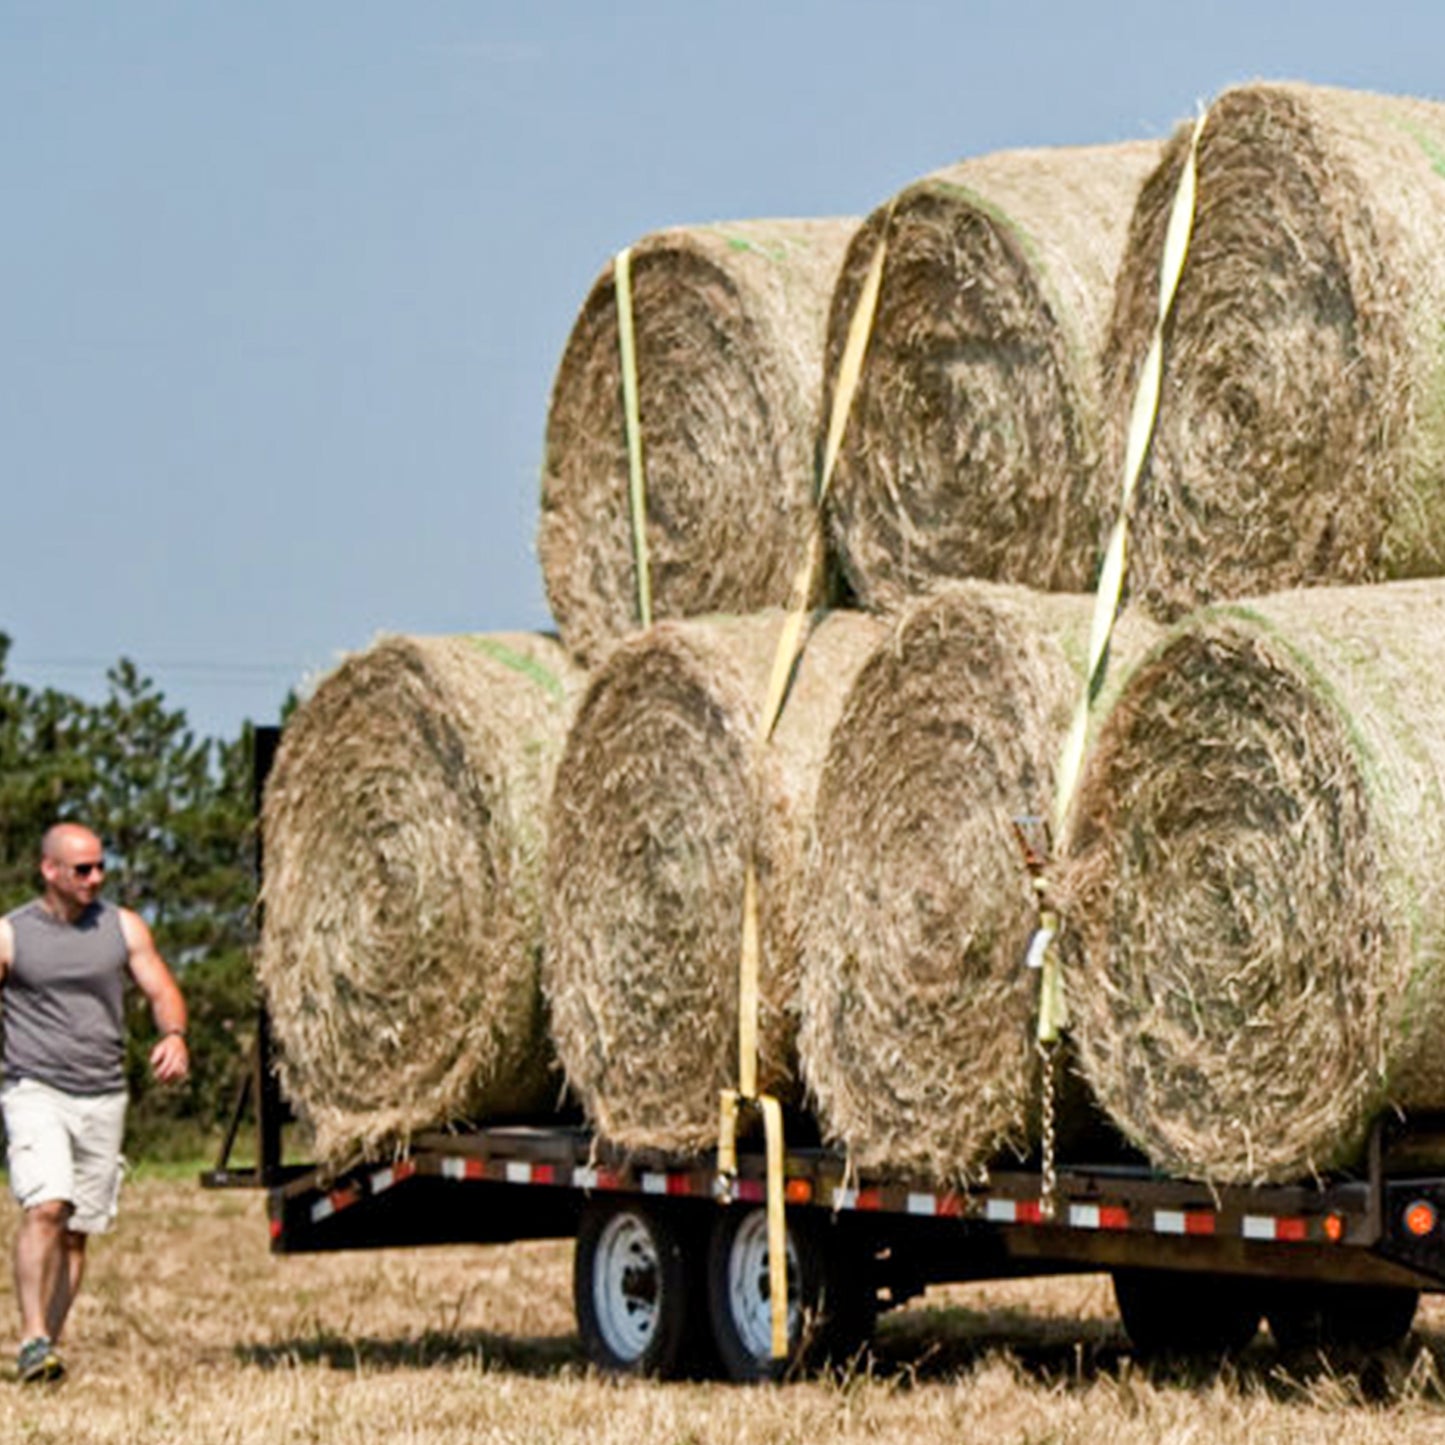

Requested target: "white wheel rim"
[
  {"left": 725, "top": 1210, "right": 799, "bottom": 1361},
  {"left": 592, "top": 1212, "right": 661, "bottom": 1362}
]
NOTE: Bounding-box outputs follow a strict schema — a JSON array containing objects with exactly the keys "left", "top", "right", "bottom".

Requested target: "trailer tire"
[
  {"left": 574, "top": 1199, "right": 712, "bottom": 1378},
  {"left": 1265, "top": 1283, "right": 1418, "bottom": 1352},
  {"left": 1113, "top": 1269, "right": 1261, "bottom": 1359},
  {"left": 706, "top": 1206, "right": 874, "bottom": 1381}
]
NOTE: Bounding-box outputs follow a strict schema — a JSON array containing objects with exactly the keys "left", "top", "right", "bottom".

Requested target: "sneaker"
[{"left": 16, "top": 1336, "right": 63, "bottom": 1384}]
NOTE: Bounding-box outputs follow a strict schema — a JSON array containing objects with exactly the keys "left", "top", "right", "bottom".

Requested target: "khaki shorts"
[{"left": 2, "top": 1078, "right": 127, "bottom": 1234}]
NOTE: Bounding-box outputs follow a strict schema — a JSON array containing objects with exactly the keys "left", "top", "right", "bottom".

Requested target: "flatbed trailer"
[
  {"left": 204, "top": 724, "right": 1445, "bottom": 1378},
  {"left": 204, "top": 1051, "right": 1445, "bottom": 1377}
]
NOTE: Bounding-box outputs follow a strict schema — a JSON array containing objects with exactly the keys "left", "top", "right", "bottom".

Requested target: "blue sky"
[{"left": 4, "top": 1, "right": 1442, "bottom": 740}]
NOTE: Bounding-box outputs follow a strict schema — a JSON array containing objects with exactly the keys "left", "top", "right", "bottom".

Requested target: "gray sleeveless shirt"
[{"left": 3, "top": 899, "right": 129, "bottom": 1095}]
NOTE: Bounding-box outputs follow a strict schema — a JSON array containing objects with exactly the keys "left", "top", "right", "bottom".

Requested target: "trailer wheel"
[
  {"left": 574, "top": 1199, "right": 711, "bottom": 1378},
  {"left": 706, "top": 1207, "right": 874, "bottom": 1381},
  {"left": 1113, "top": 1269, "right": 1261, "bottom": 1359},
  {"left": 1265, "top": 1283, "right": 1418, "bottom": 1352}
]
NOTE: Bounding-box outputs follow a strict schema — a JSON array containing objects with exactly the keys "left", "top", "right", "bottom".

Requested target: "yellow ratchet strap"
[
  {"left": 718, "top": 218, "right": 892, "bottom": 1362},
  {"left": 614, "top": 247, "right": 653, "bottom": 628},
  {"left": 1037, "top": 108, "right": 1207, "bottom": 1044}
]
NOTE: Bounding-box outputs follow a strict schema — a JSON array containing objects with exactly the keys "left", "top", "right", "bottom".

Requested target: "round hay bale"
[
  {"left": 820, "top": 141, "right": 1162, "bottom": 611},
  {"left": 1060, "top": 580, "right": 1445, "bottom": 1184},
  {"left": 1104, "top": 82, "right": 1445, "bottom": 620},
  {"left": 257, "top": 633, "right": 581, "bottom": 1166},
  {"left": 539, "top": 219, "right": 858, "bottom": 664},
  {"left": 544, "top": 609, "right": 884, "bottom": 1152},
  {"left": 798, "top": 583, "right": 1156, "bottom": 1183}
]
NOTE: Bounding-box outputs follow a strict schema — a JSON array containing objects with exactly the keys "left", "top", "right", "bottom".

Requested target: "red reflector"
[
  {"left": 268, "top": 1218, "right": 282, "bottom": 1240},
  {"left": 1406, "top": 1200, "right": 1438, "bottom": 1238}
]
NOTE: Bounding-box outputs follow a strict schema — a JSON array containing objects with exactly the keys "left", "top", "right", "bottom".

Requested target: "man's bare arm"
[
  {"left": 118, "top": 909, "right": 189, "bottom": 1083},
  {"left": 0, "top": 916, "right": 12, "bottom": 982}
]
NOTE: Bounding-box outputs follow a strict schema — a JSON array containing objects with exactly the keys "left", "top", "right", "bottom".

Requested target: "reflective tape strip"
[
  {"left": 572, "top": 1166, "right": 622, "bottom": 1191},
  {"left": 441, "top": 1157, "right": 484, "bottom": 1181},
  {"left": 1068, "top": 1204, "right": 1130, "bottom": 1231},
  {"left": 310, "top": 1184, "right": 361, "bottom": 1224},
  {"left": 1155, "top": 1209, "right": 1216, "bottom": 1236},
  {"left": 1244, "top": 1215, "right": 1308, "bottom": 1242},
  {"left": 369, "top": 1161, "right": 415, "bottom": 1195},
  {"left": 985, "top": 1198, "right": 1044, "bottom": 1225}
]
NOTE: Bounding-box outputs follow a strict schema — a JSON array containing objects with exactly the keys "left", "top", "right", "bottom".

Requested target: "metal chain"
[{"left": 1037, "top": 1036, "right": 1059, "bottom": 1220}]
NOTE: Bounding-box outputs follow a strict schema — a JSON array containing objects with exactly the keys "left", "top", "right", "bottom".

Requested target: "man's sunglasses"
[{"left": 70, "top": 861, "right": 105, "bottom": 878}]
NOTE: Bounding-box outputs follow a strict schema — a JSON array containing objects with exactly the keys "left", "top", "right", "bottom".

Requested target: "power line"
[{"left": 18, "top": 657, "right": 305, "bottom": 677}]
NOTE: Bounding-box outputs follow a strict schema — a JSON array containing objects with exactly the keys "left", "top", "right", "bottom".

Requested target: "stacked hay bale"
[
  {"left": 1103, "top": 82, "right": 1445, "bottom": 619},
  {"left": 261, "top": 84, "right": 1445, "bottom": 1188},
  {"left": 819, "top": 141, "right": 1160, "bottom": 611},
  {"left": 1060, "top": 581, "right": 1445, "bottom": 1184},
  {"left": 257, "top": 633, "right": 580, "bottom": 1166},
  {"left": 798, "top": 583, "right": 1155, "bottom": 1183},
  {"left": 544, "top": 610, "right": 883, "bottom": 1152},
  {"left": 538, "top": 219, "right": 857, "bottom": 664}
]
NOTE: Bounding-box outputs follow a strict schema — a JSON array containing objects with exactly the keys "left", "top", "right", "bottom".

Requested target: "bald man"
[{"left": 0, "top": 823, "right": 188, "bottom": 1384}]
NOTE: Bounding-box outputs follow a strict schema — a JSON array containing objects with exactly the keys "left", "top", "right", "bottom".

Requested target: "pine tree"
[{"left": 0, "top": 636, "right": 264, "bottom": 1154}]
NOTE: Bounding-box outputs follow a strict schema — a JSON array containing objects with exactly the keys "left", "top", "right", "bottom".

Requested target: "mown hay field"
[{"left": 7, "top": 1172, "right": 1445, "bottom": 1442}]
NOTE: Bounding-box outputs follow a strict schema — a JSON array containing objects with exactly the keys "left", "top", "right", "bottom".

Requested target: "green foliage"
[
  {"left": 0, "top": 632, "right": 267, "bottom": 1157},
  {"left": 0, "top": 635, "right": 95, "bottom": 912}
]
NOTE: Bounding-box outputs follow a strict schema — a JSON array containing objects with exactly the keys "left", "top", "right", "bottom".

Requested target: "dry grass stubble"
[{"left": 5, "top": 1175, "right": 1445, "bottom": 1442}]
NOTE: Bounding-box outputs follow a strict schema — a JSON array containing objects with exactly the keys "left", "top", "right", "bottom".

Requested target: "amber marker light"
[
  {"left": 1405, "top": 1200, "right": 1438, "bottom": 1238},
  {"left": 785, "top": 1178, "right": 813, "bottom": 1205},
  {"left": 1322, "top": 1212, "right": 1345, "bottom": 1243}
]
